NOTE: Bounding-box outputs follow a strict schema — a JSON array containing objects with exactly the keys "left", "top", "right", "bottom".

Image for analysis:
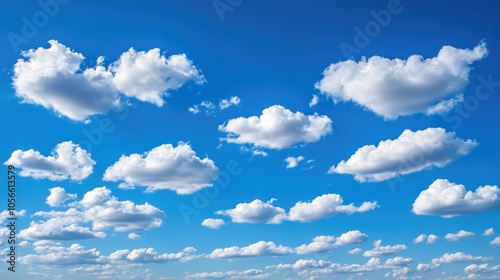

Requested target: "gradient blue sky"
[{"left": 1, "top": 1, "right": 500, "bottom": 279}]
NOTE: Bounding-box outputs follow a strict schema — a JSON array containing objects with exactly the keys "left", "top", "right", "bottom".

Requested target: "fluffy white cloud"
[
  {"left": 464, "top": 263, "right": 500, "bottom": 275},
  {"left": 417, "top": 252, "right": 492, "bottom": 272},
  {"left": 19, "top": 216, "right": 106, "bottom": 240},
  {"left": 84, "top": 198, "right": 164, "bottom": 232},
  {"left": 19, "top": 242, "right": 105, "bottom": 265},
  {"left": 427, "top": 234, "right": 439, "bottom": 244},
  {"left": 111, "top": 49, "right": 204, "bottom": 106},
  {"left": 335, "top": 230, "right": 368, "bottom": 246},
  {"left": 483, "top": 228, "right": 495, "bottom": 236},
  {"left": 79, "top": 186, "right": 111, "bottom": 208},
  {"left": 315, "top": 42, "right": 488, "bottom": 119},
  {"left": 46, "top": 187, "right": 77, "bottom": 207},
  {"left": 189, "top": 96, "right": 241, "bottom": 115},
  {"left": 284, "top": 156, "right": 305, "bottom": 169},
  {"left": 216, "top": 199, "right": 286, "bottom": 224},
  {"left": 201, "top": 218, "right": 226, "bottom": 229},
  {"left": 413, "top": 234, "right": 439, "bottom": 244},
  {"left": 20, "top": 241, "right": 197, "bottom": 266},
  {"left": 185, "top": 269, "right": 270, "bottom": 280},
  {"left": 127, "top": 233, "right": 140, "bottom": 240},
  {"left": 288, "top": 194, "right": 377, "bottom": 222},
  {"left": 219, "top": 105, "right": 332, "bottom": 149},
  {"left": 295, "top": 231, "right": 368, "bottom": 255},
  {"left": 108, "top": 247, "right": 196, "bottom": 263},
  {"left": 329, "top": 128, "right": 477, "bottom": 182},
  {"left": 273, "top": 258, "right": 385, "bottom": 277},
  {"left": 348, "top": 248, "right": 362, "bottom": 255},
  {"left": 413, "top": 234, "right": 426, "bottom": 244},
  {"left": 20, "top": 187, "right": 164, "bottom": 240},
  {"left": 219, "top": 96, "right": 241, "bottom": 109},
  {"left": 444, "top": 230, "right": 475, "bottom": 241},
  {"left": 12, "top": 40, "right": 204, "bottom": 121},
  {"left": 490, "top": 237, "right": 500, "bottom": 245},
  {"left": 362, "top": 240, "right": 407, "bottom": 257},
  {"left": 295, "top": 235, "right": 337, "bottom": 255},
  {"left": 103, "top": 142, "right": 218, "bottom": 194},
  {"left": 209, "top": 241, "right": 294, "bottom": 258},
  {"left": 309, "top": 94, "right": 319, "bottom": 107},
  {"left": 385, "top": 257, "right": 412, "bottom": 266},
  {"left": 4, "top": 141, "right": 95, "bottom": 181},
  {"left": 412, "top": 179, "right": 500, "bottom": 217}
]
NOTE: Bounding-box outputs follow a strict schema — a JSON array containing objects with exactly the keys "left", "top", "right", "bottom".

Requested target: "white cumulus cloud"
[
  {"left": 284, "top": 156, "right": 305, "bottom": 169},
  {"left": 12, "top": 40, "right": 204, "bottom": 122},
  {"left": 103, "top": 142, "right": 218, "bottom": 194},
  {"left": 46, "top": 187, "right": 77, "bottom": 207},
  {"left": 219, "top": 105, "right": 332, "bottom": 149},
  {"left": 417, "top": 252, "right": 492, "bottom": 272},
  {"left": 412, "top": 179, "right": 500, "bottom": 217},
  {"left": 4, "top": 141, "right": 95, "bottom": 181},
  {"left": 483, "top": 228, "right": 495, "bottom": 236},
  {"left": 209, "top": 241, "right": 294, "bottom": 258},
  {"left": 444, "top": 230, "right": 475, "bottom": 241},
  {"left": 216, "top": 199, "right": 286, "bottom": 224},
  {"left": 288, "top": 194, "right": 377, "bottom": 222},
  {"left": 315, "top": 42, "right": 488, "bottom": 119},
  {"left": 362, "top": 240, "right": 407, "bottom": 257},
  {"left": 201, "top": 218, "right": 226, "bottom": 229},
  {"left": 329, "top": 128, "right": 477, "bottom": 182},
  {"left": 490, "top": 237, "right": 500, "bottom": 245}
]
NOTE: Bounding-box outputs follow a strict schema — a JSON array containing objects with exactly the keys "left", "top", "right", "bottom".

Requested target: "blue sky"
[{"left": 1, "top": 0, "right": 500, "bottom": 279}]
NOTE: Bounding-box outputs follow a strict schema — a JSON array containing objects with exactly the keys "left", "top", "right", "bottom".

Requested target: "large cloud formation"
[
  {"left": 19, "top": 186, "right": 164, "bottom": 241},
  {"left": 12, "top": 40, "right": 204, "bottom": 122},
  {"left": 219, "top": 105, "right": 332, "bottom": 149},
  {"left": 412, "top": 179, "right": 500, "bottom": 217},
  {"left": 4, "top": 141, "right": 95, "bottom": 181},
  {"left": 103, "top": 142, "right": 218, "bottom": 194},
  {"left": 329, "top": 128, "right": 477, "bottom": 182},
  {"left": 315, "top": 42, "right": 488, "bottom": 119}
]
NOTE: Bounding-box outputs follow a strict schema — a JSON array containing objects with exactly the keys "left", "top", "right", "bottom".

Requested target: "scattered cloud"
[
  {"left": 427, "top": 234, "right": 439, "bottom": 244},
  {"left": 284, "top": 156, "right": 305, "bottom": 169},
  {"left": 189, "top": 96, "right": 241, "bottom": 115},
  {"left": 329, "top": 128, "right": 477, "bottom": 182},
  {"left": 19, "top": 186, "right": 164, "bottom": 240},
  {"left": 12, "top": 40, "right": 204, "bottom": 121},
  {"left": 46, "top": 187, "right": 77, "bottom": 206},
  {"left": 128, "top": 233, "right": 140, "bottom": 240},
  {"left": 215, "top": 194, "right": 376, "bottom": 224},
  {"left": 412, "top": 179, "right": 500, "bottom": 217},
  {"left": 103, "top": 142, "right": 218, "bottom": 194},
  {"left": 362, "top": 240, "right": 407, "bottom": 257},
  {"left": 483, "top": 228, "right": 495, "bottom": 236},
  {"left": 288, "top": 193, "right": 377, "bottom": 222},
  {"left": 4, "top": 141, "right": 95, "bottom": 181},
  {"left": 296, "top": 231, "right": 368, "bottom": 254},
  {"left": 219, "top": 105, "right": 332, "bottom": 149},
  {"left": 348, "top": 248, "right": 362, "bottom": 255},
  {"left": 108, "top": 247, "right": 196, "bottom": 263},
  {"left": 490, "top": 237, "right": 500, "bottom": 245},
  {"left": 209, "top": 241, "right": 294, "bottom": 258},
  {"left": 444, "top": 230, "right": 475, "bottom": 241},
  {"left": 216, "top": 199, "right": 287, "bottom": 224},
  {"left": 315, "top": 42, "right": 488, "bottom": 119},
  {"left": 417, "top": 252, "right": 492, "bottom": 272},
  {"left": 413, "top": 234, "right": 439, "bottom": 244},
  {"left": 19, "top": 241, "right": 197, "bottom": 266},
  {"left": 309, "top": 94, "right": 319, "bottom": 107},
  {"left": 201, "top": 218, "right": 226, "bottom": 229},
  {"left": 185, "top": 269, "right": 270, "bottom": 280}
]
